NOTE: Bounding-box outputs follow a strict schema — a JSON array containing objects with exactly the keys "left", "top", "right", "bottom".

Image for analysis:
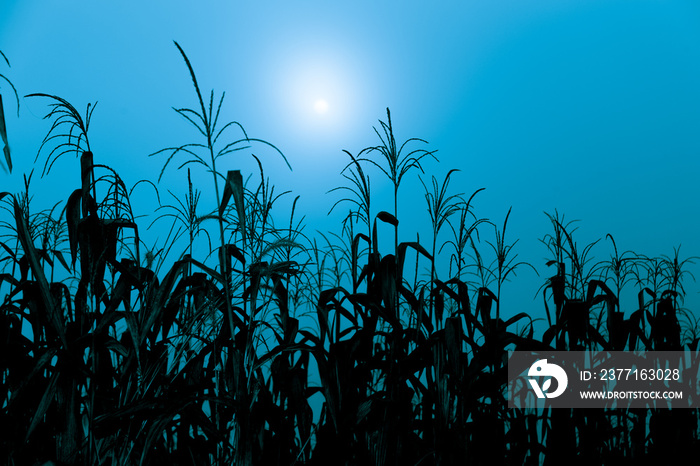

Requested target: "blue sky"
[{"left": 2, "top": 0, "right": 700, "bottom": 327}]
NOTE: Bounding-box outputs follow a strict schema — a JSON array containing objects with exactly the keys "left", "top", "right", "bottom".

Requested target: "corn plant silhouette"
[
  {"left": 3, "top": 44, "right": 700, "bottom": 466},
  {"left": 0, "top": 49, "right": 18, "bottom": 173}
]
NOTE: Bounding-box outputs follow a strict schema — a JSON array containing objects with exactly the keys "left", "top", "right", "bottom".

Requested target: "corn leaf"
[{"left": 0, "top": 94, "right": 11, "bottom": 173}]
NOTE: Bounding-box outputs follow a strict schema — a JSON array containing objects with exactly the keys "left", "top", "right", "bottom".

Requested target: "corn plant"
[
  {"left": 2, "top": 42, "right": 700, "bottom": 465},
  {"left": 0, "top": 49, "right": 18, "bottom": 174}
]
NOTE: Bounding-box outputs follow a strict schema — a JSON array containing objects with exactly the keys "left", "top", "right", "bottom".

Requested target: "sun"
[
  {"left": 265, "top": 43, "right": 369, "bottom": 141},
  {"left": 314, "top": 99, "right": 329, "bottom": 114}
]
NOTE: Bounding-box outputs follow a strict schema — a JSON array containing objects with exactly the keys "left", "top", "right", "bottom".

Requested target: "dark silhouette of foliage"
[{"left": 1, "top": 45, "right": 699, "bottom": 466}]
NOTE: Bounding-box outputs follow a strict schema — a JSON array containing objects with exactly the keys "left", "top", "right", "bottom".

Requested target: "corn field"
[{"left": 1, "top": 43, "right": 700, "bottom": 466}]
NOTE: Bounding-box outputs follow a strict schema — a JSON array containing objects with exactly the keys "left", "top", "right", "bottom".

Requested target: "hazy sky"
[{"left": 2, "top": 0, "right": 700, "bottom": 326}]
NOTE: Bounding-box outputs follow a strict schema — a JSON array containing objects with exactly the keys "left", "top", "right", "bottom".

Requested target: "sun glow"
[
  {"left": 284, "top": 63, "right": 341, "bottom": 123},
  {"left": 265, "top": 44, "right": 368, "bottom": 143},
  {"left": 314, "top": 99, "right": 329, "bottom": 114}
]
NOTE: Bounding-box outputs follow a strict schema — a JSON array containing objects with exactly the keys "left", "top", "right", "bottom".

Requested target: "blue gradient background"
[{"left": 1, "top": 0, "right": 699, "bottom": 329}]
